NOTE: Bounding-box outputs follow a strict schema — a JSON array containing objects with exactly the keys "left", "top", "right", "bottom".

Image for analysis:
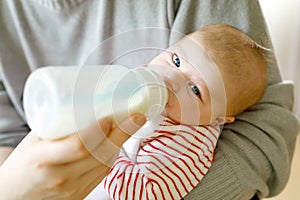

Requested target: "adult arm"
[
  {"left": 170, "top": 0, "right": 299, "bottom": 199},
  {"left": 0, "top": 147, "right": 13, "bottom": 165}
]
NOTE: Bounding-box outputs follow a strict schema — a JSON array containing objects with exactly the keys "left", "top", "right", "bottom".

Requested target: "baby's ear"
[{"left": 216, "top": 116, "right": 235, "bottom": 124}]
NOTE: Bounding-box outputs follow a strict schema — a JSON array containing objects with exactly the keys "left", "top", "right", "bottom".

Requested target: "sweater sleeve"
[
  {"left": 0, "top": 77, "right": 28, "bottom": 147},
  {"left": 103, "top": 121, "right": 221, "bottom": 200},
  {"left": 170, "top": 1, "right": 299, "bottom": 199},
  {"left": 0, "top": 2, "right": 31, "bottom": 148}
]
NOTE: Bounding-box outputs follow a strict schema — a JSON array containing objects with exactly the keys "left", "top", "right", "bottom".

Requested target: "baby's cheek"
[
  {"left": 163, "top": 94, "right": 181, "bottom": 122},
  {"left": 182, "top": 104, "right": 201, "bottom": 124},
  {"left": 167, "top": 94, "right": 202, "bottom": 125}
]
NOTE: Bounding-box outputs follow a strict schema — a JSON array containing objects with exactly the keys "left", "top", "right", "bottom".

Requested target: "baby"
[{"left": 88, "top": 24, "right": 268, "bottom": 200}]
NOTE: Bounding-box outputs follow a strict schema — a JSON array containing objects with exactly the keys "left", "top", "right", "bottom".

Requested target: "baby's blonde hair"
[{"left": 194, "top": 24, "right": 269, "bottom": 116}]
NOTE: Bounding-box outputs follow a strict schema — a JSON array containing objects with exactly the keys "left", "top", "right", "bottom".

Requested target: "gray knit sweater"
[{"left": 0, "top": 0, "right": 298, "bottom": 199}]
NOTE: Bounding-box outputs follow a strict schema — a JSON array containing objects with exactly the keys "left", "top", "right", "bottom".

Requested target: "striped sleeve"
[{"left": 103, "top": 119, "right": 221, "bottom": 200}]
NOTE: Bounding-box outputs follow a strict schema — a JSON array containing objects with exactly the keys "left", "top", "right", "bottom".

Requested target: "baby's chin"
[
  {"left": 160, "top": 109, "right": 173, "bottom": 121},
  {"left": 161, "top": 109, "right": 206, "bottom": 126},
  {"left": 161, "top": 109, "right": 189, "bottom": 125},
  {"left": 160, "top": 109, "right": 178, "bottom": 124}
]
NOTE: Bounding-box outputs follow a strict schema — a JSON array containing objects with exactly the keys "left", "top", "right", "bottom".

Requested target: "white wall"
[{"left": 260, "top": 0, "right": 300, "bottom": 118}]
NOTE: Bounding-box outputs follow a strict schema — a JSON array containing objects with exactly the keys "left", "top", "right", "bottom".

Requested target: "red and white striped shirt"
[{"left": 103, "top": 118, "right": 221, "bottom": 200}]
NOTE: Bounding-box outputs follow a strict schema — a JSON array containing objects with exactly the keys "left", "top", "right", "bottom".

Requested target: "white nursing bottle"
[{"left": 23, "top": 65, "right": 168, "bottom": 140}]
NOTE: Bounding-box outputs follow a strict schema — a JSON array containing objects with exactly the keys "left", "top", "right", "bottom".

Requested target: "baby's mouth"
[
  {"left": 161, "top": 107, "right": 168, "bottom": 117},
  {"left": 160, "top": 101, "right": 170, "bottom": 118}
]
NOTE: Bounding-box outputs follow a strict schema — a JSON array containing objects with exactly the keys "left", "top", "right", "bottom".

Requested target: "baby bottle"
[{"left": 23, "top": 65, "right": 168, "bottom": 140}]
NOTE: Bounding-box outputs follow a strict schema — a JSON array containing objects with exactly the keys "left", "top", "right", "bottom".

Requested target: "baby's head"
[
  {"left": 149, "top": 24, "right": 268, "bottom": 125},
  {"left": 193, "top": 24, "right": 268, "bottom": 117}
]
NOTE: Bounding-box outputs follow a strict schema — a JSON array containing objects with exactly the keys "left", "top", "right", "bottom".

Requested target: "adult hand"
[{"left": 0, "top": 113, "right": 146, "bottom": 200}]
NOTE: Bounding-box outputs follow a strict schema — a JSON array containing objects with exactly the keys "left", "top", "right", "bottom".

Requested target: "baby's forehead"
[
  {"left": 168, "top": 35, "right": 205, "bottom": 59},
  {"left": 169, "top": 34, "right": 216, "bottom": 70}
]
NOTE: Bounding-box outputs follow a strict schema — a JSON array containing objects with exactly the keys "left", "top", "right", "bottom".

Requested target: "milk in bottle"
[{"left": 23, "top": 65, "right": 168, "bottom": 140}]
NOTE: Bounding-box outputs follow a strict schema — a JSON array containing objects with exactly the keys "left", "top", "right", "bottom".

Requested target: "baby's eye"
[
  {"left": 190, "top": 84, "right": 201, "bottom": 97},
  {"left": 172, "top": 53, "right": 181, "bottom": 68}
]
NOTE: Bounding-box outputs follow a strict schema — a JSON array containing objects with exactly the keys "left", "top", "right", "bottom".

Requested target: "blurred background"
[{"left": 259, "top": 0, "right": 300, "bottom": 199}]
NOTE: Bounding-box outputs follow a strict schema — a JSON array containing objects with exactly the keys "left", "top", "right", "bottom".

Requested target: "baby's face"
[{"left": 148, "top": 34, "right": 227, "bottom": 125}]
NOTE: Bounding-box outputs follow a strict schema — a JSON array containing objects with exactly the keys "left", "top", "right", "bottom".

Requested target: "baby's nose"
[{"left": 162, "top": 70, "right": 186, "bottom": 92}]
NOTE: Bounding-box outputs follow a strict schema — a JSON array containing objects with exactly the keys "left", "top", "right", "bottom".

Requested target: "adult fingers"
[
  {"left": 73, "top": 164, "right": 108, "bottom": 199},
  {"left": 109, "top": 113, "right": 147, "bottom": 147},
  {"left": 37, "top": 157, "right": 108, "bottom": 199},
  {"left": 57, "top": 164, "right": 108, "bottom": 199},
  {"left": 34, "top": 117, "right": 113, "bottom": 164},
  {"left": 50, "top": 114, "right": 146, "bottom": 197},
  {"left": 30, "top": 113, "right": 145, "bottom": 165},
  {"left": 91, "top": 113, "right": 146, "bottom": 167},
  {"left": 51, "top": 153, "right": 106, "bottom": 181}
]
